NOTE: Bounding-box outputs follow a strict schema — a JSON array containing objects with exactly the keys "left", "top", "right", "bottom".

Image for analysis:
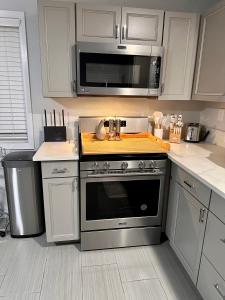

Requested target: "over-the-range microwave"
[{"left": 76, "top": 42, "right": 163, "bottom": 96}]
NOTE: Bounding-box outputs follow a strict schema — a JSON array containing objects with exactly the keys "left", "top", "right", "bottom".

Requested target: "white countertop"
[
  {"left": 168, "top": 142, "right": 225, "bottom": 199},
  {"left": 33, "top": 141, "right": 79, "bottom": 161},
  {"left": 33, "top": 140, "right": 225, "bottom": 199}
]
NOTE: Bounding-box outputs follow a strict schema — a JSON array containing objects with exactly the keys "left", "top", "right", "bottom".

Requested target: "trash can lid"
[{"left": 1, "top": 151, "right": 36, "bottom": 168}]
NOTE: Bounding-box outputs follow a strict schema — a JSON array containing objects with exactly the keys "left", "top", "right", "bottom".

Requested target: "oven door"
[{"left": 80, "top": 174, "right": 165, "bottom": 231}]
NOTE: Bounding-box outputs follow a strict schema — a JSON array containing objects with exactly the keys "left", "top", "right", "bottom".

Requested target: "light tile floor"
[{"left": 0, "top": 235, "right": 202, "bottom": 300}]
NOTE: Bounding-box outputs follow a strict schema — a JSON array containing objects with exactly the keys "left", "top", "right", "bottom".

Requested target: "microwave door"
[{"left": 77, "top": 50, "right": 151, "bottom": 96}]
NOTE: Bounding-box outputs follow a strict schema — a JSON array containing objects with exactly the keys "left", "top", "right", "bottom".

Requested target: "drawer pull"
[
  {"left": 52, "top": 168, "right": 68, "bottom": 174},
  {"left": 199, "top": 208, "right": 206, "bottom": 223},
  {"left": 214, "top": 284, "right": 225, "bottom": 299},
  {"left": 184, "top": 180, "right": 192, "bottom": 189}
]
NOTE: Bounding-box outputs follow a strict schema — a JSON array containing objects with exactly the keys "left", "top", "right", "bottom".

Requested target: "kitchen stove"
[{"left": 79, "top": 117, "right": 169, "bottom": 251}]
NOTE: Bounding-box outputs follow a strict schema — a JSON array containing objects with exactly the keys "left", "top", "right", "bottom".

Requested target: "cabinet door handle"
[
  {"left": 72, "top": 178, "right": 78, "bottom": 192},
  {"left": 184, "top": 180, "right": 192, "bottom": 189},
  {"left": 73, "top": 80, "right": 77, "bottom": 92},
  {"left": 122, "top": 25, "right": 126, "bottom": 40},
  {"left": 214, "top": 284, "right": 225, "bottom": 299},
  {"left": 199, "top": 208, "right": 206, "bottom": 223},
  {"left": 115, "top": 24, "right": 119, "bottom": 39},
  {"left": 220, "top": 238, "right": 225, "bottom": 244},
  {"left": 52, "top": 168, "right": 68, "bottom": 174}
]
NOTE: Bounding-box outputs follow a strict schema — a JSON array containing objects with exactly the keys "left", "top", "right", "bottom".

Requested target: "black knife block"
[{"left": 44, "top": 126, "right": 67, "bottom": 142}]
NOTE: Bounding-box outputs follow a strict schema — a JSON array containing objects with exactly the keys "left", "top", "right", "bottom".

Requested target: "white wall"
[
  {"left": 200, "top": 108, "right": 225, "bottom": 148},
  {"left": 0, "top": 0, "right": 221, "bottom": 148}
]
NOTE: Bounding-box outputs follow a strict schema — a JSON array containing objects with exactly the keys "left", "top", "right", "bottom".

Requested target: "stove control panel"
[{"left": 80, "top": 159, "right": 167, "bottom": 173}]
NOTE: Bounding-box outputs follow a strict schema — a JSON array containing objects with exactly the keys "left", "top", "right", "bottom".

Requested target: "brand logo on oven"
[{"left": 141, "top": 204, "right": 148, "bottom": 211}]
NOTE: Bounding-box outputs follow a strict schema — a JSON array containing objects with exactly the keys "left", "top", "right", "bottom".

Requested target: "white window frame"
[{"left": 0, "top": 10, "right": 34, "bottom": 150}]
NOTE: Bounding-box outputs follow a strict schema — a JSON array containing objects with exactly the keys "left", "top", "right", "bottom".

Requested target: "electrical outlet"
[
  {"left": 218, "top": 109, "right": 224, "bottom": 122},
  {"left": 120, "top": 120, "right": 126, "bottom": 127}
]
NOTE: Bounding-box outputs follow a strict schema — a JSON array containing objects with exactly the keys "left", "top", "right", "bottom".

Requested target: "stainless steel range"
[{"left": 79, "top": 117, "right": 169, "bottom": 251}]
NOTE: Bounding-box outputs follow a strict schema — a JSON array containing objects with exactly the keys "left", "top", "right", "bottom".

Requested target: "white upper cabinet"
[
  {"left": 159, "top": 11, "right": 199, "bottom": 100},
  {"left": 193, "top": 2, "right": 225, "bottom": 101},
  {"left": 121, "top": 7, "right": 164, "bottom": 45},
  {"left": 76, "top": 4, "right": 121, "bottom": 43},
  {"left": 76, "top": 4, "right": 164, "bottom": 45},
  {"left": 38, "top": 0, "right": 76, "bottom": 97}
]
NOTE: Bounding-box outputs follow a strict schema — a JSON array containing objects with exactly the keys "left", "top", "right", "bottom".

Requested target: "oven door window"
[
  {"left": 80, "top": 53, "right": 150, "bottom": 88},
  {"left": 86, "top": 179, "right": 160, "bottom": 220}
]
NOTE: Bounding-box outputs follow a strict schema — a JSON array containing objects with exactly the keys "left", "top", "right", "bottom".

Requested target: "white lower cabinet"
[
  {"left": 167, "top": 164, "right": 225, "bottom": 298},
  {"left": 198, "top": 255, "right": 225, "bottom": 300},
  {"left": 42, "top": 176, "right": 79, "bottom": 243},
  {"left": 170, "top": 183, "right": 207, "bottom": 284},
  {"left": 203, "top": 212, "right": 225, "bottom": 281}
]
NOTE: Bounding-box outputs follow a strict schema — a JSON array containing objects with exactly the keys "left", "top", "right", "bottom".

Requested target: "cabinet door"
[
  {"left": 170, "top": 183, "right": 207, "bottom": 284},
  {"left": 198, "top": 255, "right": 225, "bottom": 300},
  {"left": 76, "top": 4, "right": 121, "bottom": 43},
  {"left": 121, "top": 7, "right": 164, "bottom": 45},
  {"left": 159, "top": 12, "right": 199, "bottom": 100},
  {"left": 193, "top": 3, "right": 225, "bottom": 101},
  {"left": 43, "top": 177, "right": 79, "bottom": 242},
  {"left": 165, "top": 171, "right": 177, "bottom": 240},
  {"left": 38, "top": 1, "right": 76, "bottom": 97}
]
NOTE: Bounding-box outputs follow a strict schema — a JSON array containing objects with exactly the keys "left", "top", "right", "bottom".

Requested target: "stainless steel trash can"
[{"left": 1, "top": 151, "right": 45, "bottom": 237}]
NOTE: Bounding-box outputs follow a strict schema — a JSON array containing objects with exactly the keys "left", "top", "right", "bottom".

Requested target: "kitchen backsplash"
[
  {"left": 33, "top": 98, "right": 203, "bottom": 148},
  {"left": 200, "top": 108, "right": 225, "bottom": 148}
]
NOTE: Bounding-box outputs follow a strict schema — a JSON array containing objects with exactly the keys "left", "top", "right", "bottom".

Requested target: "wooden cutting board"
[{"left": 81, "top": 132, "right": 170, "bottom": 155}]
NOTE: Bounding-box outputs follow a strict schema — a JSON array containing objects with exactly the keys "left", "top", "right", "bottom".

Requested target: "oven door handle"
[{"left": 87, "top": 171, "right": 164, "bottom": 178}]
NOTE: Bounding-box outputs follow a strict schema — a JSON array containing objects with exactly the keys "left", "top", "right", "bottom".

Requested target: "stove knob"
[
  {"left": 103, "top": 161, "right": 110, "bottom": 170},
  {"left": 139, "top": 161, "right": 145, "bottom": 169},
  {"left": 150, "top": 160, "right": 155, "bottom": 168},
  {"left": 121, "top": 162, "right": 128, "bottom": 170},
  {"left": 93, "top": 162, "right": 99, "bottom": 170}
]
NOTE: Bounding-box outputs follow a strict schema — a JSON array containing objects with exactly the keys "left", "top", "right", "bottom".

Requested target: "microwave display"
[{"left": 80, "top": 52, "right": 150, "bottom": 89}]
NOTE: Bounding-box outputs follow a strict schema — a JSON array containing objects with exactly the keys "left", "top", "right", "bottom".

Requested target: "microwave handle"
[{"left": 72, "top": 80, "right": 76, "bottom": 93}]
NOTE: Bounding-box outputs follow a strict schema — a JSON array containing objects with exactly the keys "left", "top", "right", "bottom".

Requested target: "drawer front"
[
  {"left": 210, "top": 191, "right": 225, "bottom": 223},
  {"left": 172, "top": 164, "right": 211, "bottom": 207},
  {"left": 203, "top": 212, "right": 225, "bottom": 280},
  {"left": 42, "top": 161, "right": 78, "bottom": 178},
  {"left": 198, "top": 255, "right": 225, "bottom": 300}
]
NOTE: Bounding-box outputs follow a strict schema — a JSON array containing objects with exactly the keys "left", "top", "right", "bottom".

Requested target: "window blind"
[{"left": 0, "top": 21, "right": 28, "bottom": 141}]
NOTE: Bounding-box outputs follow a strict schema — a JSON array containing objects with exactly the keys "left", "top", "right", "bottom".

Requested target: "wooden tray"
[{"left": 81, "top": 132, "right": 170, "bottom": 155}]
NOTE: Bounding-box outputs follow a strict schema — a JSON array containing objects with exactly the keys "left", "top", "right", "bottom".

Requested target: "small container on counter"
[
  {"left": 108, "top": 119, "right": 115, "bottom": 141},
  {"left": 169, "top": 114, "right": 183, "bottom": 143},
  {"left": 154, "top": 128, "right": 163, "bottom": 139}
]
